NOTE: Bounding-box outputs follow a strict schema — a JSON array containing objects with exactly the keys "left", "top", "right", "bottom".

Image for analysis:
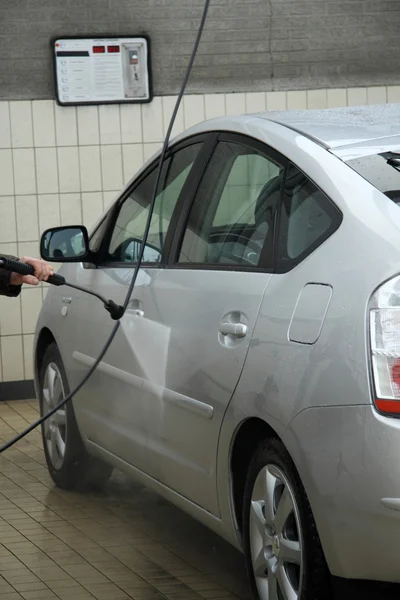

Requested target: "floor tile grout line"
[{"left": 0, "top": 402, "right": 242, "bottom": 599}]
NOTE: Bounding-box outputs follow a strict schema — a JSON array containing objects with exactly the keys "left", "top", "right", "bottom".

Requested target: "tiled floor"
[{"left": 0, "top": 400, "right": 250, "bottom": 600}]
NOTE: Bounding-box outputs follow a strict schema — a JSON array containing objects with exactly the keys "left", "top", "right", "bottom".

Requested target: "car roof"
[
  {"left": 175, "top": 103, "right": 400, "bottom": 163},
  {"left": 256, "top": 103, "right": 400, "bottom": 152}
]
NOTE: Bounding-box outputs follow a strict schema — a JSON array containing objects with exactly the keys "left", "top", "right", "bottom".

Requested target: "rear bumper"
[{"left": 285, "top": 404, "right": 400, "bottom": 582}]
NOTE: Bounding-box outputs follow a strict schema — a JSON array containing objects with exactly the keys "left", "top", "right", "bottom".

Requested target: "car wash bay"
[{"left": 0, "top": 400, "right": 249, "bottom": 600}]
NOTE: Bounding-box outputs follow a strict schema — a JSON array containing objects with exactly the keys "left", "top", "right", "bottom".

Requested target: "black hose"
[{"left": 0, "top": 0, "right": 211, "bottom": 453}]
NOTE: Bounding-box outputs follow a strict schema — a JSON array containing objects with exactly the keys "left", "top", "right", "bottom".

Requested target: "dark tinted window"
[
  {"left": 346, "top": 152, "right": 400, "bottom": 204},
  {"left": 178, "top": 141, "right": 284, "bottom": 268},
  {"left": 277, "top": 164, "right": 341, "bottom": 270},
  {"left": 107, "top": 143, "right": 202, "bottom": 264}
]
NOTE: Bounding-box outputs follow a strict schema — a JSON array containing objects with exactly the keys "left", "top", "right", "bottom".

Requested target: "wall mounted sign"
[{"left": 52, "top": 36, "right": 152, "bottom": 106}]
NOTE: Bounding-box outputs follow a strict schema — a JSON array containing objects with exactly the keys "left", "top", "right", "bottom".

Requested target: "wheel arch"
[{"left": 229, "top": 416, "right": 281, "bottom": 535}]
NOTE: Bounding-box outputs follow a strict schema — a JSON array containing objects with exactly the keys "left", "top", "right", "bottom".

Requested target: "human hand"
[{"left": 10, "top": 257, "right": 54, "bottom": 287}]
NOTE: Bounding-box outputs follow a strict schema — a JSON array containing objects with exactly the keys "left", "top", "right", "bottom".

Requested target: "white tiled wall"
[{"left": 1, "top": 85, "right": 400, "bottom": 385}]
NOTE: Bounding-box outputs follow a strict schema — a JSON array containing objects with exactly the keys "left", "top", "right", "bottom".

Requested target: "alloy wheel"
[
  {"left": 249, "top": 464, "right": 304, "bottom": 600},
  {"left": 42, "top": 362, "right": 67, "bottom": 470}
]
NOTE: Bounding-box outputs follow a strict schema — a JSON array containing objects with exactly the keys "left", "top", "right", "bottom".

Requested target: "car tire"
[
  {"left": 39, "top": 342, "right": 113, "bottom": 491},
  {"left": 243, "top": 438, "right": 331, "bottom": 600}
]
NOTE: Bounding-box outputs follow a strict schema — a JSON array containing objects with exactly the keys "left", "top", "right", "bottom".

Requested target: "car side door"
[
  {"left": 133, "top": 133, "right": 288, "bottom": 515},
  {"left": 68, "top": 134, "right": 215, "bottom": 472}
]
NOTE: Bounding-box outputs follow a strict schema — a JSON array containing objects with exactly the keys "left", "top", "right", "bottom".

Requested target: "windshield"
[{"left": 346, "top": 152, "right": 400, "bottom": 205}]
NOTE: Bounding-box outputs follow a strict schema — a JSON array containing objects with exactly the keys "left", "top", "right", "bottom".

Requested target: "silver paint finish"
[
  {"left": 288, "top": 284, "right": 333, "bottom": 345},
  {"left": 34, "top": 104, "right": 400, "bottom": 585}
]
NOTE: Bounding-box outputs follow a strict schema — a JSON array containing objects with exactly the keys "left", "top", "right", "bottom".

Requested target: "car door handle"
[
  {"left": 127, "top": 299, "right": 144, "bottom": 317},
  {"left": 219, "top": 322, "right": 247, "bottom": 338}
]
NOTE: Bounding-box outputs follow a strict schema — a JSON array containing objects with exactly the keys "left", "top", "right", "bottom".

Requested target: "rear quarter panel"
[{"left": 215, "top": 133, "right": 400, "bottom": 545}]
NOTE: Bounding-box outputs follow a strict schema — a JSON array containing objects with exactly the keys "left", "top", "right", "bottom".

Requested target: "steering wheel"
[
  {"left": 115, "top": 237, "right": 162, "bottom": 262},
  {"left": 208, "top": 232, "right": 263, "bottom": 265}
]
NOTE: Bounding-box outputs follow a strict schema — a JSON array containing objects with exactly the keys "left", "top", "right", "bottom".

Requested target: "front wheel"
[
  {"left": 242, "top": 439, "right": 331, "bottom": 600},
  {"left": 39, "top": 342, "right": 113, "bottom": 490}
]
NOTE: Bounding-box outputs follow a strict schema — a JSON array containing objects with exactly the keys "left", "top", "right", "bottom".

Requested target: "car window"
[
  {"left": 346, "top": 152, "right": 400, "bottom": 204},
  {"left": 107, "top": 143, "right": 202, "bottom": 264},
  {"left": 178, "top": 141, "right": 284, "bottom": 268},
  {"left": 277, "top": 164, "right": 341, "bottom": 269}
]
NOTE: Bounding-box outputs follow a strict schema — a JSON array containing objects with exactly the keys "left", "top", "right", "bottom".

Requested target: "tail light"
[{"left": 370, "top": 275, "right": 400, "bottom": 415}]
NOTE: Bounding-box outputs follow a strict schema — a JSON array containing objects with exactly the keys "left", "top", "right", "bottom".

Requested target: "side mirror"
[{"left": 40, "top": 226, "right": 89, "bottom": 262}]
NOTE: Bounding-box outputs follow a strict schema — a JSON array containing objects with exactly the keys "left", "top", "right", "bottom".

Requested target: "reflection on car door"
[
  {"left": 70, "top": 137, "right": 209, "bottom": 472},
  {"left": 132, "top": 135, "right": 287, "bottom": 514}
]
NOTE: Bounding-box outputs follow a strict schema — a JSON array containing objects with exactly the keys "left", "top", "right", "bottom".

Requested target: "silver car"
[{"left": 34, "top": 104, "right": 400, "bottom": 599}]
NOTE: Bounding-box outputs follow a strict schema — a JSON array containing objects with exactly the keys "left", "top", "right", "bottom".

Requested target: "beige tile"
[
  {"left": 38, "top": 194, "right": 61, "bottom": 232},
  {"left": 204, "top": 94, "right": 225, "bottom": 120},
  {"left": 35, "top": 148, "right": 58, "bottom": 194},
  {"left": 103, "top": 191, "right": 119, "bottom": 211},
  {"left": 13, "top": 150, "right": 36, "bottom": 196},
  {"left": 307, "top": 89, "right": 327, "bottom": 109},
  {"left": 183, "top": 96, "right": 205, "bottom": 129},
  {"left": 347, "top": 87, "right": 367, "bottom": 106},
  {"left": 162, "top": 97, "right": 185, "bottom": 138},
  {"left": 100, "top": 145, "right": 123, "bottom": 191},
  {"left": 327, "top": 88, "right": 347, "bottom": 108},
  {"left": 287, "top": 90, "right": 307, "bottom": 110},
  {"left": 388, "top": 85, "right": 400, "bottom": 103},
  {"left": 32, "top": 101, "right": 56, "bottom": 148},
  {"left": 17, "top": 242, "right": 40, "bottom": 260},
  {"left": 21, "top": 289, "right": 42, "bottom": 334},
  {"left": 99, "top": 105, "right": 121, "bottom": 145},
  {"left": 120, "top": 104, "right": 143, "bottom": 144},
  {"left": 55, "top": 105, "right": 78, "bottom": 147},
  {"left": 77, "top": 106, "right": 100, "bottom": 146},
  {"left": 0, "top": 196, "right": 17, "bottom": 243},
  {"left": 1, "top": 335, "right": 24, "bottom": 381},
  {"left": 57, "top": 147, "right": 80, "bottom": 193},
  {"left": 23, "top": 334, "right": 35, "bottom": 379},
  {"left": 143, "top": 143, "right": 161, "bottom": 163},
  {"left": 10, "top": 101, "right": 33, "bottom": 148},
  {"left": 79, "top": 146, "right": 102, "bottom": 192},
  {"left": 245, "top": 92, "right": 266, "bottom": 114},
  {"left": 225, "top": 93, "right": 245, "bottom": 116},
  {"left": 0, "top": 150, "right": 14, "bottom": 196},
  {"left": 142, "top": 97, "right": 163, "bottom": 143},
  {"left": 367, "top": 86, "right": 387, "bottom": 105},
  {"left": 0, "top": 101, "right": 11, "bottom": 149},
  {"left": 266, "top": 91, "right": 286, "bottom": 111},
  {"left": 60, "top": 193, "right": 82, "bottom": 225},
  {"left": 15, "top": 195, "right": 39, "bottom": 242},
  {"left": 82, "top": 192, "right": 103, "bottom": 231},
  {"left": 122, "top": 144, "right": 144, "bottom": 185}
]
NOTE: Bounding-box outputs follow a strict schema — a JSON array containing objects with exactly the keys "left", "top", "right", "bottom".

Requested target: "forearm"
[{"left": 0, "top": 255, "right": 22, "bottom": 297}]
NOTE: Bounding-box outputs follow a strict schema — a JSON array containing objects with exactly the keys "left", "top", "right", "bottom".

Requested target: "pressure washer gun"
[{"left": 0, "top": 256, "right": 124, "bottom": 320}]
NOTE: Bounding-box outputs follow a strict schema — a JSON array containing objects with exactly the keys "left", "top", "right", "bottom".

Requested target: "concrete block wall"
[
  {"left": 1, "top": 84, "right": 400, "bottom": 387},
  {"left": 2, "top": 0, "right": 400, "bottom": 100}
]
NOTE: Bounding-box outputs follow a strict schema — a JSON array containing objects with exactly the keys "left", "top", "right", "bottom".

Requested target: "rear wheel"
[
  {"left": 243, "top": 438, "right": 331, "bottom": 600},
  {"left": 39, "top": 342, "right": 113, "bottom": 490}
]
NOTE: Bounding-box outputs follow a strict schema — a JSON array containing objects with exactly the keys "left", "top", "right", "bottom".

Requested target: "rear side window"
[
  {"left": 177, "top": 140, "right": 284, "bottom": 269},
  {"left": 346, "top": 152, "right": 400, "bottom": 204},
  {"left": 276, "top": 164, "right": 342, "bottom": 272}
]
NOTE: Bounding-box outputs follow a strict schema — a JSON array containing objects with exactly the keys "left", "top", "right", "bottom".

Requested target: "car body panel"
[
  {"left": 283, "top": 404, "right": 400, "bottom": 582},
  {"left": 128, "top": 268, "right": 272, "bottom": 514}
]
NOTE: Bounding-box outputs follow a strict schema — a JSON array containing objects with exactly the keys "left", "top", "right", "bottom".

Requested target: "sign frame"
[{"left": 51, "top": 34, "right": 153, "bottom": 107}]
